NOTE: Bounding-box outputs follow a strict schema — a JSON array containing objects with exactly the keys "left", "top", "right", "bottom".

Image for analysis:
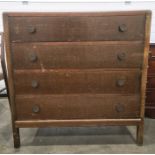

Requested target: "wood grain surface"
[
  {"left": 14, "top": 69, "right": 141, "bottom": 94},
  {"left": 15, "top": 94, "right": 140, "bottom": 120},
  {"left": 12, "top": 41, "right": 144, "bottom": 69},
  {"left": 9, "top": 15, "right": 145, "bottom": 42}
]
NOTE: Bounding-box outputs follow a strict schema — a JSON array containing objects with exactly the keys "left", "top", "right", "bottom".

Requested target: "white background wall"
[{"left": 0, "top": 0, "right": 155, "bottom": 42}]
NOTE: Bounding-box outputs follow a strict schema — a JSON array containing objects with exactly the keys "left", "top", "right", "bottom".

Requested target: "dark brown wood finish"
[
  {"left": 3, "top": 14, "right": 20, "bottom": 148},
  {"left": 146, "top": 44, "right": 155, "bottom": 118},
  {"left": 12, "top": 42, "right": 144, "bottom": 69},
  {"left": 14, "top": 69, "right": 140, "bottom": 94},
  {"left": 15, "top": 94, "right": 140, "bottom": 120},
  {"left": 3, "top": 11, "right": 151, "bottom": 147},
  {"left": 9, "top": 15, "right": 145, "bottom": 42},
  {"left": 137, "top": 10, "right": 151, "bottom": 145},
  {"left": 148, "top": 60, "right": 155, "bottom": 74},
  {"left": 147, "top": 76, "right": 155, "bottom": 88},
  {"left": 146, "top": 90, "right": 155, "bottom": 106}
]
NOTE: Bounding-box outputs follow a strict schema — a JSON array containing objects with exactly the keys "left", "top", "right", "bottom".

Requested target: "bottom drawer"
[{"left": 15, "top": 94, "right": 140, "bottom": 120}]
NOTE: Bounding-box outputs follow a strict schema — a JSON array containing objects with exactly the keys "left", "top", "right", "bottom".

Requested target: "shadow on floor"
[{"left": 22, "top": 126, "right": 136, "bottom": 146}]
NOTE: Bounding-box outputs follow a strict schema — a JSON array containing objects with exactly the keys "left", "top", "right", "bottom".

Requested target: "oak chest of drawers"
[{"left": 2, "top": 11, "right": 151, "bottom": 147}]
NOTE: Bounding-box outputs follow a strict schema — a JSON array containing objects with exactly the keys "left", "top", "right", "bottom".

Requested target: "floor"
[{"left": 0, "top": 98, "right": 155, "bottom": 154}]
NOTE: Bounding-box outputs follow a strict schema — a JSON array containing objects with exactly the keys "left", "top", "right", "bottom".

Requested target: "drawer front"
[
  {"left": 146, "top": 91, "right": 155, "bottom": 106},
  {"left": 15, "top": 94, "right": 140, "bottom": 120},
  {"left": 12, "top": 42, "right": 144, "bottom": 69},
  {"left": 9, "top": 15, "right": 145, "bottom": 42},
  {"left": 14, "top": 70, "right": 140, "bottom": 94}
]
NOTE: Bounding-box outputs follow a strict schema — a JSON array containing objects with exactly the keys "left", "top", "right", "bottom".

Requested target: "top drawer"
[{"left": 8, "top": 15, "right": 145, "bottom": 42}]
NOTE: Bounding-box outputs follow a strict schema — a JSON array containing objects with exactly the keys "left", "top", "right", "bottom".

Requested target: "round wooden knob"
[
  {"left": 28, "top": 26, "right": 36, "bottom": 34},
  {"left": 31, "top": 80, "right": 39, "bottom": 88},
  {"left": 118, "top": 24, "right": 127, "bottom": 32},
  {"left": 116, "top": 79, "right": 126, "bottom": 87},
  {"left": 117, "top": 52, "right": 126, "bottom": 61},
  {"left": 32, "top": 105, "right": 40, "bottom": 113},
  {"left": 115, "top": 103, "right": 125, "bottom": 113},
  {"left": 29, "top": 53, "right": 38, "bottom": 62}
]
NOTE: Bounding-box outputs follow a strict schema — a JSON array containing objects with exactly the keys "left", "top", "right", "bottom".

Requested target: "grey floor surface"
[{"left": 0, "top": 98, "right": 155, "bottom": 154}]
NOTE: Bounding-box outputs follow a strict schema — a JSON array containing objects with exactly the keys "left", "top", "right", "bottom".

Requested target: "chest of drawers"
[{"left": 2, "top": 11, "right": 151, "bottom": 148}]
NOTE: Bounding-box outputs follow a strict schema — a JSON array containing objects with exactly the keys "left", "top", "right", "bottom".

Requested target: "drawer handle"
[
  {"left": 29, "top": 53, "right": 38, "bottom": 62},
  {"left": 117, "top": 52, "right": 126, "bottom": 61},
  {"left": 118, "top": 24, "right": 127, "bottom": 32},
  {"left": 116, "top": 79, "right": 126, "bottom": 87},
  {"left": 31, "top": 80, "right": 39, "bottom": 88},
  {"left": 115, "top": 103, "right": 125, "bottom": 113},
  {"left": 28, "top": 26, "right": 36, "bottom": 34},
  {"left": 32, "top": 105, "right": 40, "bottom": 113}
]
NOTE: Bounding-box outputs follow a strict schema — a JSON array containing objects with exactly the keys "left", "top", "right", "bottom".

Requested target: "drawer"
[
  {"left": 146, "top": 90, "right": 155, "bottom": 106},
  {"left": 9, "top": 15, "right": 145, "bottom": 42},
  {"left": 15, "top": 94, "right": 140, "bottom": 120},
  {"left": 12, "top": 42, "right": 144, "bottom": 69},
  {"left": 14, "top": 69, "right": 140, "bottom": 94}
]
